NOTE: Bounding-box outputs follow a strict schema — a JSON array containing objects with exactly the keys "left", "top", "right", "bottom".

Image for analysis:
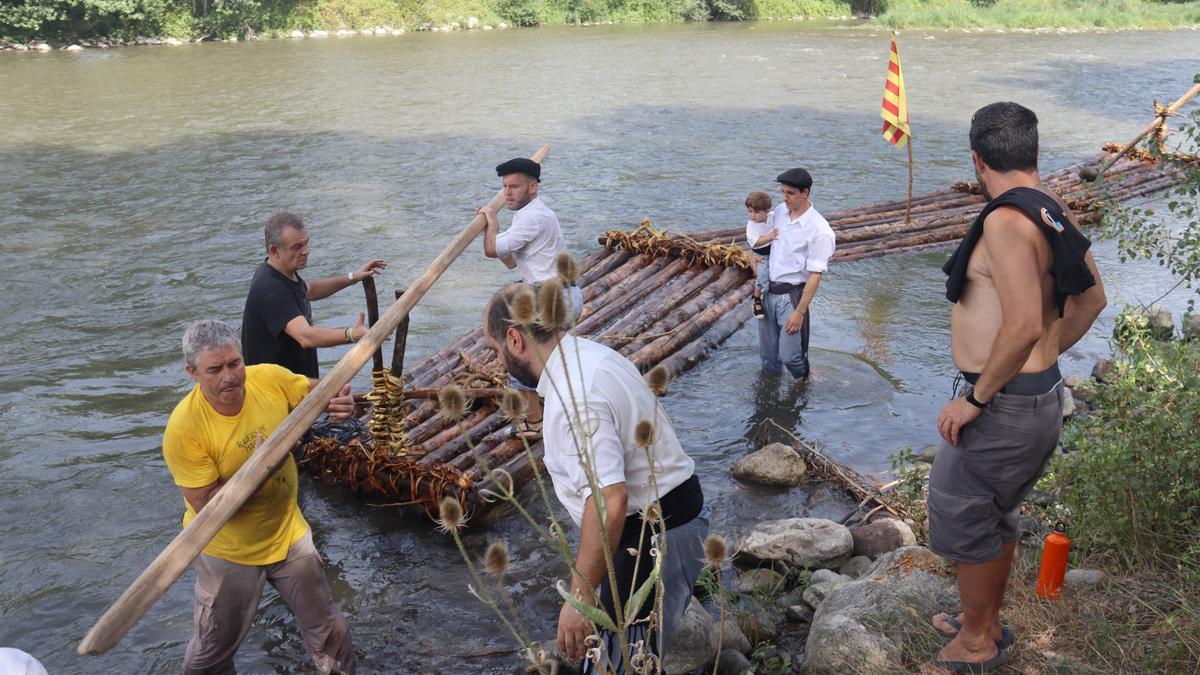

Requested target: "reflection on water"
[{"left": 0, "top": 23, "right": 1197, "bottom": 673}]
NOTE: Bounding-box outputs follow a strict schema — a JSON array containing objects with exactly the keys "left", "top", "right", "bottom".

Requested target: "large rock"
[
  {"left": 1092, "top": 358, "right": 1114, "bottom": 383},
  {"left": 1061, "top": 387, "right": 1077, "bottom": 418},
  {"left": 730, "top": 442, "right": 808, "bottom": 487},
  {"left": 720, "top": 617, "right": 752, "bottom": 654},
  {"left": 839, "top": 555, "right": 873, "bottom": 578},
  {"left": 1064, "top": 568, "right": 1106, "bottom": 588},
  {"left": 733, "top": 568, "right": 784, "bottom": 595},
  {"left": 1184, "top": 312, "right": 1200, "bottom": 342},
  {"left": 802, "top": 579, "right": 848, "bottom": 609},
  {"left": 916, "top": 444, "right": 940, "bottom": 463},
  {"left": 805, "top": 547, "right": 959, "bottom": 674},
  {"left": 716, "top": 648, "right": 753, "bottom": 675},
  {"left": 735, "top": 518, "right": 853, "bottom": 569},
  {"left": 850, "top": 519, "right": 916, "bottom": 559},
  {"left": 664, "top": 596, "right": 720, "bottom": 674},
  {"left": 1144, "top": 304, "right": 1175, "bottom": 340}
]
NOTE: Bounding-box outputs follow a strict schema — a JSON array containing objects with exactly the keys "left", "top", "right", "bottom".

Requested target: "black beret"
[
  {"left": 495, "top": 157, "right": 541, "bottom": 181},
  {"left": 775, "top": 168, "right": 813, "bottom": 190}
]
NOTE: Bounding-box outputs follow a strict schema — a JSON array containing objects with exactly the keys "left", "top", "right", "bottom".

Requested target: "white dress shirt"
[
  {"left": 494, "top": 197, "right": 569, "bottom": 284},
  {"left": 766, "top": 202, "right": 836, "bottom": 285},
  {"left": 537, "top": 336, "right": 695, "bottom": 528}
]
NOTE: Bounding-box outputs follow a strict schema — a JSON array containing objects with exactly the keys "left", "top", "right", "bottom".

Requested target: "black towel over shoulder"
[{"left": 943, "top": 186, "right": 1096, "bottom": 316}]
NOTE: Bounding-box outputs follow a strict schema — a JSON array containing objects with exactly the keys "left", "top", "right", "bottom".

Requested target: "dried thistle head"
[
  {"left": 634, "top": 419, "right": 656, "bottom": 448},
  {"left": 703, "top": 533, "right": 728, "bottom": 568},
  {"left": 436, "top": 496, "right": 465, "bottom": 532},
  {"left": 438, "top": 384, "right": 467, "bottom": 421},
  {"left": 499, "top": 389, "right": 527, "bottom": 422},
  {"left": 640, "top": 501, "right": 662, "bottom": 524},
  {"left": 484, "top": 540, "right": 510, "bottom": 576},
  {"left": 646, "top": 365, "right": 671, "bottom": 397},
  {"left": 555, "top": 251, "right": 578, "bottom": 285},
  {"left": 509, "top": 286, "right": 537, "bottom": 326},
  {"left": 537, "top": 277, "right": 568, "bottom": 330}
]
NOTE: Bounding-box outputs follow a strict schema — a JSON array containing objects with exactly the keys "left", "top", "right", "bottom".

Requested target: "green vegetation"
[
  {"left": 875, "top": 0, "right": 1200, "bottom": 30},
  {"left": 5, "top": 0, "right": 1198, "bottom": 43}
]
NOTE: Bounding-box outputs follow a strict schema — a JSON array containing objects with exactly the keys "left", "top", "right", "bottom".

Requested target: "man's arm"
[
  {"left": 785, "top": 272, "right": 822, "bottom": 334},
  {"left": 937, "top": 209, "right": 1046, "bottom": 445},
  {"left": 558, "top": 482, "right": 628, "bottom": 661},
  {"left": 1058, "top": 251, "right": 1106, "bottom": 354},
  {"left": 308, "top": 259, "right": 387, "bottom": 301},
  {"left": 307, "top": 379, "right": 355, "bottom": 423},
  {"left": 480, "top": 207, "right": 518, "bottom": 269},
  {"left": 180, "top": 480, "right": 225, "bottom": 514},
  {"left": 283, "top": 312, "right": 367, "bottom": 349}
]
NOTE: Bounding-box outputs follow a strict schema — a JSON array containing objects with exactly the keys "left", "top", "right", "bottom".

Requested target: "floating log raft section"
[{"left": 300, "top": 144, "right": 1192, "bottom": 521}]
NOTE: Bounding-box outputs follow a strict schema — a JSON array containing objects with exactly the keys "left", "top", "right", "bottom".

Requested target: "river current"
[{"left": 1, "top": 22, "right": 1197, "bottom": 673}]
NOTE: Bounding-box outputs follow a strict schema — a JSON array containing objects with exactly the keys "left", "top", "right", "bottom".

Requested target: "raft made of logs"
[{"left": 300, "top": 143, "right": 1193, "bottom": 522}]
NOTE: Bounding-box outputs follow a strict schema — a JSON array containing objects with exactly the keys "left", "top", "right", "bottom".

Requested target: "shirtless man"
[{"left": 927, "top": 102, "right": 1106, "bottom": 672}]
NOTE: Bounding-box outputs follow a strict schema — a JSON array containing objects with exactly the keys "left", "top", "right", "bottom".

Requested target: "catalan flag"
[{"left": 881, "top": 37, "right": 911, "bottom": 148}]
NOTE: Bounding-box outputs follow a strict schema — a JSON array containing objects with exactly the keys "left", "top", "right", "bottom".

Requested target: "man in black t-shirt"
[{"left": 241, "top": 212, "right": 386, "bottom": 377}]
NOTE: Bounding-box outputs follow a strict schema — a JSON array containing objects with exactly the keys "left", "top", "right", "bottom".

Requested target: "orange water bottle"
[{"left": 1036, "top": 522, "right": 1071, "bottom": 599}]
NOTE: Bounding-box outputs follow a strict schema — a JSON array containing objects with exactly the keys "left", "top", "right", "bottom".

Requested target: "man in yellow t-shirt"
[{"left": 162, "top": 320, "right": 356, "bottom": 674}]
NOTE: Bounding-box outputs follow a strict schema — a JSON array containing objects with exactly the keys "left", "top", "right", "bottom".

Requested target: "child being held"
[{"left": 744, "top": 191, "right": 777, "bottom": 319}]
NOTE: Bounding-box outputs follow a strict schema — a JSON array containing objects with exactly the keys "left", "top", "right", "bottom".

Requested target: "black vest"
[{"left": 943, "top": 187, "right": 1095, "bottom": 316}]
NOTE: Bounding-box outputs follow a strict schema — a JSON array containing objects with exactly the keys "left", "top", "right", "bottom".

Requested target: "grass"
[
  {"left": 884, "top": 547, "right": 1200, "bottom": 674},
  {"left": 872, "top": 0, "right": 1200, "bottom": 30}
]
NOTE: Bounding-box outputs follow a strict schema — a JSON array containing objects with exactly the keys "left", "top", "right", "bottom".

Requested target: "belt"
[
  {"left": 767, "top": 281, "right": 805, "bottom": 295},
  {"left": 962, "top": 362, "right": 1062, "bottom": 396}
]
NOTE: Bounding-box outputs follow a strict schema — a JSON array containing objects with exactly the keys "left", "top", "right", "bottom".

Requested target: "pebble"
[{"left": 733, "top": 568, "right": 784, "bottom": 595}]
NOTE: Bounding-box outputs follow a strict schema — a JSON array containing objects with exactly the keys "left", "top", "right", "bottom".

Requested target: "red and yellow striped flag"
[{"left": 881, "top": 37, "right": 911, "bottom": 148}]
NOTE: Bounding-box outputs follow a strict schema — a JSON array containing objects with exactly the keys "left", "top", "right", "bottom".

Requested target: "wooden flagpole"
[
  {"left": 905, "top": 138, "right": 914, "bottom": 224},
  {"left": 77, "top": 144, "right": 551, "bottom": 656}
]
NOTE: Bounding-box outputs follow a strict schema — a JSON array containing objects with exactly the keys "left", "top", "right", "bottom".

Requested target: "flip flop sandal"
[
  {"left": 933, "top": 615, "right": 1015, "bottom": 649},
  {"left": 931, "top": 647, "right": 1007, "bottom": 673},
  {"left": 507, "top": 418, "right": 543, "bottom": 441}
]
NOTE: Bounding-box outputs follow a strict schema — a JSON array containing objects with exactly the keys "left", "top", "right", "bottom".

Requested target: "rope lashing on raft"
[
  {"left": 300, "top": 436, "right": 472, "bottom": 513},
  {"left": 600, "top": 220, "right": 754, "bottom": 271}
]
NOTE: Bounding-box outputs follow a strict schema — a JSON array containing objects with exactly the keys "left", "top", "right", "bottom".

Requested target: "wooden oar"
[
  {"left": 1096, "top": 77, "right": 1200, "bottom": 178},
  {"left": 77, "top": 143, "right": 551, "bottom": 656}
]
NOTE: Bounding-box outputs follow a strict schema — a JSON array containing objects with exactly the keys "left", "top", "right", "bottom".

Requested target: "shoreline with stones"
[{"left": 4, "top": 18, "right": 1198, "bottom": 53}]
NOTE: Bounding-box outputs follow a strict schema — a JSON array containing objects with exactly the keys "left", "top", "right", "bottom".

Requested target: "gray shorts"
[{"left": 927, "top": 379, "right": 1064, "bottom": 564}]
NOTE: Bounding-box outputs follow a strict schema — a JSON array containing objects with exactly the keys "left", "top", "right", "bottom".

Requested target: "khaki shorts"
[{"left": 928, "top": 383, "right": 1064, "bottom": 564}]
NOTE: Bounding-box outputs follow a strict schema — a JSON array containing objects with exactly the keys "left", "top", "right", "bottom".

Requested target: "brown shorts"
[
  {"left": 927, "top": 380, "right": 1064, "bottom": 564},
  {"left": 183, "top": 529, "right": 355, "bottom": 674}
]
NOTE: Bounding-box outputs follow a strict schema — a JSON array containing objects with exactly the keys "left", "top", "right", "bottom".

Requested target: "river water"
[{"left": 1, "top": 22, "right": 1197, "bottom": 673}]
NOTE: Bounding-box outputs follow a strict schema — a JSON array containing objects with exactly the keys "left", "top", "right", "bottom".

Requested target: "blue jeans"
[
  {"left": 755, "top": 255, "right": 770, "bottom": 294},
  {"left": 758, "top": 291, "right": 810, "bottom": 378}
]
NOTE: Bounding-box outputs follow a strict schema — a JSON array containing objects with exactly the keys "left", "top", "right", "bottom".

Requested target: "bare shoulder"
[{"left": 981, "top": 205, "right": 1041, "bottom": 245}]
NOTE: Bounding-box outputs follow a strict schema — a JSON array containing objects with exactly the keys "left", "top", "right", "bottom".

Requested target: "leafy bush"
[{"left": 1050, "top": 325, "right": 1200, "bottom": 568}]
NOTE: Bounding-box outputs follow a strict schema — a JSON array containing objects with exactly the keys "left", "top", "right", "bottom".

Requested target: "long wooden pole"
[
  {"left": 361, "top": 276, "right": 385, "bottom": 372},
  {"left": 77, "top": 144, "right": 551, "bottom": 656},
  {"left": 905, "top": 138, "right": 914, "bottom": 224},
  {"left": 1096, "top": 78, "right": 1200, "bottom": 178}
]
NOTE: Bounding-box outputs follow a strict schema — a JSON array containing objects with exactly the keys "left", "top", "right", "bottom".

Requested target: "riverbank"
[{"left": 3, "top": 0, "right": 1200, "bottom": 50}]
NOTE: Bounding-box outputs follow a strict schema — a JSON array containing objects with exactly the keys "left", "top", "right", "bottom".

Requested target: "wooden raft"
[{"left": 299, "top": 145, "right": 1190, "bottom": 521}]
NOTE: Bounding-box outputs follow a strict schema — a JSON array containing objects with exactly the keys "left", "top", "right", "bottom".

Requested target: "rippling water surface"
[{"left": 1, "top": 23, "right": 1197, "bottom": 673}]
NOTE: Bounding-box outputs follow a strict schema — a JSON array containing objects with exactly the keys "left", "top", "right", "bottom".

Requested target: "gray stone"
[
  {"left": 1145, "top": 304, "right": 1175, "bottom": 340},
  {"left": 1092, "top": 358, "right": 1114, "bottom": 383},
  {"left": 1061, "top": 386, "right": 1077, "bottom": 418},
  {"left": 850, "top": 519, "right": 916, "bottom": 559},
  {"left": 1184, "top": 312, "right": 1200, "bottom": 342},
  {"left": 730, "top": 442, "right": 808, "bottom": 487},
  {"left": 1018, "top": 516, "right": 1046, "bottom": 541},
  {"left": 1063, "top": 375, "right": 1086, "bottom": 389},
  {"left": 805, "top": 547, "right": 960, "bottom": 674},
  {"left": 916, "top": 443, "right": 940, "bottom": 463},
  {"left": 839, "top": 555, "right": 873, "bottom": 579},
  {"left": 716, "top": 648, "right": 753, "bottom": 675},
  {"left": 802, "top": 579, "right": 848, "bottom": 608},
  {"left": 664, "top": 596, "right": 720, "bottom": 674},
  {"left": 735, "top": 518, "right": 854, "bottom": 569},
  {"left": 733, "top": 568, "right": 784, "bottom": 595},
  {"left": 719, "top": 617, "right": 752, "bottom": 654},
  {"left": 1064, "top": 568, "right": 1106, "bottom": 588},
  {"left": 810, "top": 568, "right": 850, "bottom": 586},
  {"left": 785, "top": 604, "right": 815, "bottom": 623}
]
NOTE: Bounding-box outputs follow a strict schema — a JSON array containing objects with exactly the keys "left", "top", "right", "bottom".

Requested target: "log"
[
  {"left": 77, "top": 143, "right": 553, "bottom": 657},
  {"left": 1097, "top": 80, "right": 1200, "bottom": 177},
  {"left": 390, "top": 289, "right": 410, "bottom": 378},
  {"left": 403, "top": 386, "right": 503, "bottom": 400},
  {"left": 362, "top": 276, "right": 385, "bottom": 373}
]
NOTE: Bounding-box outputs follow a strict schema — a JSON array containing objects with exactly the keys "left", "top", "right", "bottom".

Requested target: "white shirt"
[
  {"left": 537, "top": 336, "right": 695, "bottom": 528},
  {"left": 766, "top": 202, "right": 836, "bottom": 284},
  {"left": 494, "top": 197, "right": 569, "bottom": 284},
  {"left": 745, "top": 218, "right": 774, "bottom": 251}
]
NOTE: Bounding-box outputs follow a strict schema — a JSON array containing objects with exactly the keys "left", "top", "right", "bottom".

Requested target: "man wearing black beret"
[
  {"left": 756, "top": 168, "right": 836, "bottom": 380},
  {"left": 478, "top": 157, "right": 579, "bottom": 439}
]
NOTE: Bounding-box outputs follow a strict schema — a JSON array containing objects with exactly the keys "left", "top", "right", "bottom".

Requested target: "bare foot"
[{"left": 931, "top": 611, "right": 1003, "bottom": 643}]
